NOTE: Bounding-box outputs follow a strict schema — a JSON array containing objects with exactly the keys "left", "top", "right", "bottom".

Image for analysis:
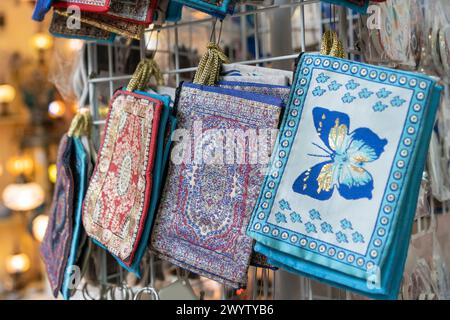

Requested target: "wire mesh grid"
[{"left": 78, "top": 0, "right": 364, "bottom": 300}]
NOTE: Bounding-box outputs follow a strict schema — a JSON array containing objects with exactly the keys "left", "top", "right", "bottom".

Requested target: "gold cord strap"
[
  {"left": 68, "top": 109, "right": 92, "bottom": 138},
  {"left": 193, "top": 42, "right": 230, "bottom": 86},
  {"left": 127, "top": 58, "right": 164, "bottom": 92},
  {"left": 320, "top": 30, "right": 345, "bottom": 58}
]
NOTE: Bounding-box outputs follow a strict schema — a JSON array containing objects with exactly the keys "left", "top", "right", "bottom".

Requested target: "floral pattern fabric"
[
  {"left": 82, "top": 90, "right": 162, "bottom": 267},
  {"left": 151, "top": 83, "right": 283, "bottom": 288}
]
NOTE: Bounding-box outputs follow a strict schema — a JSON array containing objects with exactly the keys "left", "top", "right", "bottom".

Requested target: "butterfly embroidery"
[
  {"left": 345, "top": 79, "right": 360, "bottom": 90},
  {"left": 373, "top": 101, "right": 388, "bottom": 112},
  {"left": 328, "top": 80, "right": 342, "bottom": 91},
  {"left": 316, "top": 72, "right": 330, "bottom": 83},
  {"left": 342, "top": 93, "right": 356, "bottom": 103},
  {"left": 313, "top": 86, "right": 326, "bottom": 96},
  {"left": 292, "top": 107, "right": 388, "bottom": 201},
  {"left": 376, "top": 88, "right": 392, "bottom": 99},
  {"left": 390, "top": 96, "right": 406, "bottom": 107},
  {"left": 358, "top": 88, "right": 374, "bottom": 99}
]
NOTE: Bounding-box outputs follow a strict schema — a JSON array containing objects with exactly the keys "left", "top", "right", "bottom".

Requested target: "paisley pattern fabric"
[
  {"left": 106, "top": 0, "right": 158, "bottom": 25},
  {"left": 106, "top": 91, "right": 173, "bottom": 276},
  {"left": 82, "top": 90, "right": 162, "bottom": 267},
  {"left": 40, "top": 135, "right": 75, "bottom": 298},
  {"left": 50, "top": 10, "right": 115, "bottom": 42},
  {"left": 217, "top": 80, "right": 291, "bottom": 270},
  {"left": 151, "top": 83, "right": 283, "bottom": 288},
  {"left": 53, "top": 0, "right": 111, "bottom": 12},
  {"left": 218, "top": 81, "right": 291, "bottom": 105},
  {"left": 54, "top": 8, "right": 145, "bottom": 40},
  {"left": 247, "top": 53, "right": 443, "bottom": 299}
]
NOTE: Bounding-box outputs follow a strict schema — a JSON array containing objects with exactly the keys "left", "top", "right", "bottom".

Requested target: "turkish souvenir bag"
[
  {"left": 247, "top": 52, "right": 443, "bottom": 299},
  {"left": 55, "top": 8, "right": 144, "bottom": 40},
  {"left": 151, "top": 82, "right": 284, "bottom": 288},
  {"left": 40, "top": 134, "right": 78, "bottom": 297},
  {"left": 55, "top": 9, "right": 145, "bottom": 40},
  {"left": 173, "top": 0, "right": 235, "bottom": 19},
  {"left": 49, "top": 10, "right": 115, "bottom": 42},
  {"left": 82, "top": 59, "right": 163, "bottom": 269},
  {"left": 104, "top": 0, "right": 159, "bottom": 25},
  {"left": 221, "top": 63, "right": 293, "bottom": 86},
  {"left": 60, "top": 111, "right": 92, "bottom": 300},
  {"left": 321, "top": 0, "right": 369, "bottom": 14}
]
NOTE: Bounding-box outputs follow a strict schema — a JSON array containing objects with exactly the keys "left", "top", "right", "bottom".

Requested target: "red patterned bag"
[{"left": 82, "top": 60, "right": 163, "bottom": 267}]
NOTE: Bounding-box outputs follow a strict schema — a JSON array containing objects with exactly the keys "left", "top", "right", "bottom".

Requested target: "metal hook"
[{"left": 209, "top": 18, "right": 218, "bottom": 43}]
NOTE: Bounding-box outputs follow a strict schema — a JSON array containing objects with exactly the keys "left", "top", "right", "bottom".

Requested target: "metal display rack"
[{"left": 75, "top": 0, "right": 449, "bottom": 300}]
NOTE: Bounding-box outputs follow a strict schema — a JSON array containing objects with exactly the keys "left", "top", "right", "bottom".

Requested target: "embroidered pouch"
[
  {"left": 151, "top": 82, "right": 283, "bottom": 288},
  {"left": 172, "top": 0, "right": 235, "bottom": 19},
  {"left": 221, "top": 63, "right": 293, "bottom": 86},
  {"left": 55, "top": 8, "right": 145, "bottom": 40},
  {"left": 53, "top": 0, "right": 111, "bottom": 12},
  {"left": 321, "top": 0, "right": 369, "bottom": 14},
  {"left": 105, "top": 0, "right": 158, "bottom": 25},
  {"left": 108, "top": 91, "right": 174, "bottom": 276},
  {"left": 60, "top": 112, "right": 92, "bottom": 300},
  {"left": 49, "top": 10, "right": 115, "bottom": 42},
  {"left": 247, "top": 52, "right": 443, "bottom": 299},
  {"left": 40, "top": 135, "right": 75, "bottom": 298},
  {"left": 82, "top": 89, "right": 162, "bottom": 268}
]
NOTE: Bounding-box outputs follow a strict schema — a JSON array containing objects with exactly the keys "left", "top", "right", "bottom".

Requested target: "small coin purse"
[
  {"left": 151, "top": 82, "right": 284, "bottom": 288},
  {"left": 247, "top": 52, "right": 443, "bottom": 299},
  {"left": 40, "top": 135, "right": 76, "bottom": 298},
  {"left": 82, "top": 89, "right": 162, "bottom": 268}
]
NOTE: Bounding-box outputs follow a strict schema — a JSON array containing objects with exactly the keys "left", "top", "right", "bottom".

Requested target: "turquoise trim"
[
  {"left": 247, "top": 52, "right": 443, "bottom": 298},
  {"left": 61, "top": 138, "right": 88, "bottom": 300}
]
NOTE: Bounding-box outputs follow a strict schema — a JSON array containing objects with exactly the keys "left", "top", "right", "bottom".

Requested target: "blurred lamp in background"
[
  {"left": 31, "top": 214, "right": 49, "bottom": 242},
  {"left": 5, "top": 253, "right": 31, "bottom": 275},
  {"left": 48, "top": 100, "right": 66, "bottom": 118},
  {"left": 7, "top": 154, "right": 34, "bottom": 177},
  {"left": 31, "top": 32, "right": 53, "bottom": 51},
  {"left": 48, "top": 163, "right": 57, "bottom": 184},
  {"left": 0, "top": 83, "right": 16, "bottom": 116},
  {"left": 2, "top": 182, "right": 45, "bottom": 211}
]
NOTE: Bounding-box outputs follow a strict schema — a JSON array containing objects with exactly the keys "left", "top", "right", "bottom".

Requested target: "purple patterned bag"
[{"left": 151, "top": 82, "right": 283, "bottom": 288}]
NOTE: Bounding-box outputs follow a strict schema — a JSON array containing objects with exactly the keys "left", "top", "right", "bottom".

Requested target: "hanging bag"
[
  {"left": 82, "top": 59, "right": 164, "bottom": 269},
  {"left": 247, "top": 31, "right": 443, "bottom": 299}
]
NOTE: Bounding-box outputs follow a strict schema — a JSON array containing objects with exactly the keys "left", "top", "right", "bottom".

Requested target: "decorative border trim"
[{"left": 248, "top": 53, "right": 435, "bottom": 273}]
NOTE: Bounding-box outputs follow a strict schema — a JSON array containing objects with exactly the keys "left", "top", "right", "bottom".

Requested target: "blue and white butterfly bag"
[{"left": 247, "top": 52, "right": 443, "bottom": 299}]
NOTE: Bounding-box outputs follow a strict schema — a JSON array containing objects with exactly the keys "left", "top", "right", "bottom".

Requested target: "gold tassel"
[
  {"left": 126, "top": 58, "right": 164, "bottom": 92},
  {"left": 68, "top": 109, "right": 92, "bottom": 138},
  {"left": 193, "top": 42, "right": 230, "bottom": 86},
  {"left": 320, "top": 30, "right": 345, "bottom": 59}
]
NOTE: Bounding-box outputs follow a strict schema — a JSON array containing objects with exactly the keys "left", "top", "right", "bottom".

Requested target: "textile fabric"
[
  {"left": 151, "top": 83, "right": 283, "bottom": 288},
  {"left": 247, "top": 52, "right": 443, "bottom": 299},
  {"left": 82, "top": 90, "right": 162, "bottom": 267}
]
